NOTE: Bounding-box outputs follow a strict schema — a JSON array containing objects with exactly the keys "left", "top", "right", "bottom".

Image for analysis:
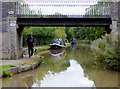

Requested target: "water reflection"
[
  {"left": 32, "top": 60, "right": 95, "bottom": 87},
  {"left": 2, "top": 45, "right": 119, "bottom": 87},
  {"left": 71, "top": 44, "right": 77, "bottom": 50},
  {"left": 25, "top": 76, "right": 34, "bottom": 88},
  {"left": 49, "top": 48, "right": 65, "bottom": 60}
]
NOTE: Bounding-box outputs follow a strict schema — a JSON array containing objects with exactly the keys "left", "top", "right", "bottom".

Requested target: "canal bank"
[
  {"left": 90, "top": 30, "right": 120, "bottom": 71},
  {"left": 0, "top": 46, "right": 51, "bottom": 78},
  {"left": 2, "top": 45, "right": 119, "bottom": 87},
  {"left": 0, "top": 57, "right": 42, "bottom": 78}
]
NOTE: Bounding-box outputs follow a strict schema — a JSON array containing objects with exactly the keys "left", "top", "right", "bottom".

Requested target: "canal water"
[{"left": 2, "top": 45, "right": 119, "bottom": 87}]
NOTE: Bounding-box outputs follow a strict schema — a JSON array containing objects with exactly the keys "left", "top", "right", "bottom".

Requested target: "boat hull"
[{"left": 49, "top": 43, "right": 65, "bottom": 49}]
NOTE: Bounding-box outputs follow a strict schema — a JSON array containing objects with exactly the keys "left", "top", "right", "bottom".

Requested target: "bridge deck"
[{"left": 17, "top": 17, "right": 112, "bottom": 27}]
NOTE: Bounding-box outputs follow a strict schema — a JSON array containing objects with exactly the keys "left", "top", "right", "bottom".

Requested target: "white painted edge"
[{"left": 49, "top": 43, "right": 66, "bottom": 47}]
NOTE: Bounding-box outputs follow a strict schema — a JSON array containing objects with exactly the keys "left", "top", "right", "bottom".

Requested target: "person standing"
[{"left": 26, "top": 34, "right": 34, "bottom": 58}]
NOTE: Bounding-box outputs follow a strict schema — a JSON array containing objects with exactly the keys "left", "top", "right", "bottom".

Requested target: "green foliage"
[
  {"left": 65, "top": 27, "right": 106, "bottom": 42},
  {"left": 55, "top": 28, "right": 67, "bottom": 39},
  {"left": 77, "top": 40, "right": 91, "bottom": 44},
  {"left": 94, "top": 50, "right": 106, "bottom": 65},
  {"left": 23, "top": 27, "right": 56, "bottom": 46},
  {"left": 38, "top": 50, "right": 50, "bottom": 56},
  {"left": 99, "top": 41, "right": 105, "bottom": 50},
  {"left": 3, "top": 70, "right": 13, "bottom": 77},
  {"left": 0, "top": 65, "right": 16, "bottom": 77},
  {"left": 37, "top": 46, "right": 50, "bottom": 51},
  {"left": 91, "top": 39, "right": 100, "bottom": 47},
  {"left": 0, "top": 65, "right": 16, "bottom": 71},
  {"left": 91, "top": 32, "right": 120, "bottom": 71},
  {"left": 23, "top": 26, "right": 106, "bottom": 46},
  {"left": 23, "top": 27, "right": 68, "bottom": 47},
  {"left": 2, "top": 58, "right": 9, "bottom": 60},
  {"left": 65, "top": 27, "right": 74, "bottom": 42},
  {"left": 18, "top": 60, "right": 36, "bottom": 66}
]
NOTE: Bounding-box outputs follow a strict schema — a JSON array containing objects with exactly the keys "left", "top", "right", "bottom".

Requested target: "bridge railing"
[{"left": 15, "top": 1, "right": 112, "bottom": 18}]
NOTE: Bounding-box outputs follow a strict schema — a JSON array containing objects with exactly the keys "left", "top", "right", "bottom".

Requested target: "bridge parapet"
[
  {"left": 1, "top": 1, "right": 119, "bottom": 19},
  {"left": 14, "top": 1, "right": 112, "bottom": 18}
]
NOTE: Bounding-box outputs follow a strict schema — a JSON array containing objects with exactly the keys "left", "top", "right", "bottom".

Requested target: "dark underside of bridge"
[{"left": 17, "top": 18, "right": 112, "bottom": 33}]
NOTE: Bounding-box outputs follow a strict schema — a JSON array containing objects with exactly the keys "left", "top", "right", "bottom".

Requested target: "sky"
[
  {"left": 22, "top": 0, "right": 99, "bottom": 15},
  {"left": 32, "top": 60, "right": 95, "bottom": 87}
]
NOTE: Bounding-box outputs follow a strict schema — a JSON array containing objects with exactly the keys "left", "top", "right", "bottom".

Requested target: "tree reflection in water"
[{"left": 2, "top": 45, "right": 119, "bottom": 87}]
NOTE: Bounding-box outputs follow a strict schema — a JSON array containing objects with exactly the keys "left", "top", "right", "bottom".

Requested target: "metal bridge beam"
[{"left": 17, "top": 18, "right": 112, "bottom": 27}]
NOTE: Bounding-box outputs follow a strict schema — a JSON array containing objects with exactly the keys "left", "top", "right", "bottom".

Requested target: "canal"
[{"left": 2, "top": 45, "right": 119, "bottom": 87}]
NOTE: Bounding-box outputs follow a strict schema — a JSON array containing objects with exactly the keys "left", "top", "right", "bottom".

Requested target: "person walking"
[{"left": 26, "top": 34, "right": 34, "bottom": 58}]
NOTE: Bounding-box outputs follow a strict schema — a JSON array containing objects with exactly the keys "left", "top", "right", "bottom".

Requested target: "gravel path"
[
  {"left": 0, "top": 46, "right": 48, "bottom": 66},
  {"left": 0, "top": 57, "right": 33, "bottom": 66}
]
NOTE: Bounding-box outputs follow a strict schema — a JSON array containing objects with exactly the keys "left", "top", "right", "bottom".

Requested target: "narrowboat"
[{"left": 49, "top": 39, "right": 66, "bottom": 49}]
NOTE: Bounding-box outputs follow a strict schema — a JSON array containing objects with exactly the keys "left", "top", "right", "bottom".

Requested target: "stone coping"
[{"left": 0, "top": 59, "right": 42, "bottom": 78}]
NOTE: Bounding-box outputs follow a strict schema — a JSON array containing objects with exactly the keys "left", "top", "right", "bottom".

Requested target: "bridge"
[
  {"left": 0, "top": 0, "right": 120, "bottom": 59},
  {"left": 17, "top": 1, "right": 112, "bottom": 27}
]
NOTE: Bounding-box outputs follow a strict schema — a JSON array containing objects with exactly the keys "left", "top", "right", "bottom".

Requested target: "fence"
[{"left": 15, "top": 1, "right": 112, "bottom": 18}]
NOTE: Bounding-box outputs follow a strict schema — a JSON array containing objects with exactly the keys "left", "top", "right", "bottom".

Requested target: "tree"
[
  {"left": 55, "top": 28, "right": 67, "bottom": 40},
  {"left": 23, "top": 27, "right": 56, "bottom": 46}
]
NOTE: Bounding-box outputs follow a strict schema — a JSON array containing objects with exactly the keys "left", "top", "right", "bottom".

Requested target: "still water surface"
[{"left": 2, "top": 45, "right": 119, "bottom": 87}]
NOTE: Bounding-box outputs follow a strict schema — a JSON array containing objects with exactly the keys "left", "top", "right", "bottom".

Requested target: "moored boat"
[
  {"left": 71, "top": 40, "right": 77, "bottom": 45},
  {"left": 49, "top": 39, "right": 66, "bottom": 49}
]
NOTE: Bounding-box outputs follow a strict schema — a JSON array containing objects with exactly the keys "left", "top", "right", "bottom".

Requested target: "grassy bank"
[
  {"left": 38, "top": 51, "right": 50, "bottom": 56},
  {"left": 36, "top": 46, "right": 50, "bottom": 56},
  {"left": 0, "top": 65, "right": 16, "bottom": 77},
  {"left": 37, "top": 46, "right": 50, "bottom": 51},
  {"left": 1, "top": 58, "right": 42, "bottom": 78},
  {"left": 23, "top": 46, "right": 50, "bottom": 54},
  {"left": 18, "top": 59, "right": 37, "bottom": 66},
  {"left": 0, "top": 65, "right": 16, "bottom": 71},
  {"left": 91, "top": 31, "right": 120, "bottom": 71}
]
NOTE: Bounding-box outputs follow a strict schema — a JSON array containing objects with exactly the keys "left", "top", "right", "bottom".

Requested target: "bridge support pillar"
[
  {"left": 110, "top": 21, "right": 118, "bottom": 31},
  {"left": 16, "top": 26, "right": 24, "bottom": 59},
  {"left": 1, "top": 2, "right": 23, "bottom": 59},
  {"left": 9, "top": 17, "right": 17, "bottom": 59},
  {"left": 8, "top": 17, "right": 24, "bottom": 59}
]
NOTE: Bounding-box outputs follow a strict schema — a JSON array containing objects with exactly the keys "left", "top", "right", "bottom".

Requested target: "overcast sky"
[{"left": 22, "top": 0, "right": 99, "bottom": 15}]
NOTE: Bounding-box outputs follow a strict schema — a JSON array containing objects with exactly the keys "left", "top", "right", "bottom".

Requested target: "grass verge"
[
  {"left": 37, "top": 46, "right": 50, "bottom": 51},
  {"left": 38, "top": 50, "right": 50, "bottom": 56},
  {"left": 0, "top": 65, "right": 16, "bottom": 77},
  {"left": 0, "top": 65, "right": 16, "bottom": 71},
  {"left": 18, "top": 59, "right": 37, "bottom": 66}
]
